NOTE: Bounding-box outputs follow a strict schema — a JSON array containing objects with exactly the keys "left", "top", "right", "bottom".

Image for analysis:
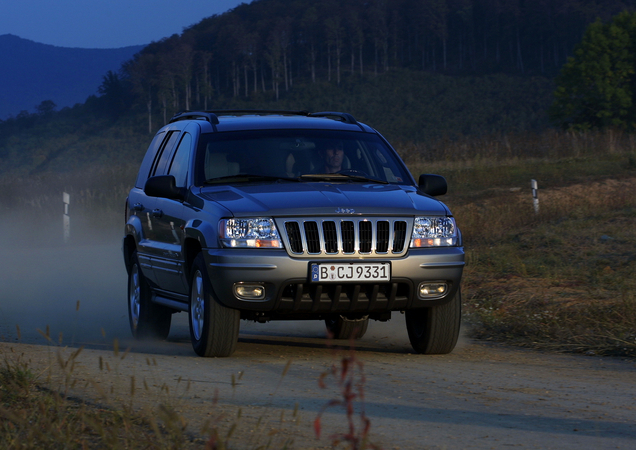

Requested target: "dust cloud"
[
  {"left": 0, "top": 206, "right": 130, "bottom": 348},
  {"left": 0, "top": 203, "right": 435, "bottom": 356}
]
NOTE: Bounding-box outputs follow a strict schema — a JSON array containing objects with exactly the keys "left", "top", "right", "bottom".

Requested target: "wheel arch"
[
  {"left": 183, "top": 219, "right": 217, "bottom": 280},
  {"left": 123, "top": 215, "right": 144, "bottom": 274},
  {"left": 184, "top": 219, "right": 217, "bottom": 249},
  {"left": 123, "top": 234, "right": 137, "bottom": 274},
  {"left": 183, "top": 237, "right": 203, "bottom": 282}
]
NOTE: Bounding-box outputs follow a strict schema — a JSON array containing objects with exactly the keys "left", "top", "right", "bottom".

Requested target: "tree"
[
  {"left": 36, "top": 100, "right": 57, "bottom": 116},
  {"left": 124, "top": 53, "right": 158, "bottom": 133},
  {"left": 98, "top": 70, "right": 129, "bottom": 119},
  {"left": 550, "top": 11, "right": 636, "bottom": 130},
  {"left": 325, "top": 14, "right": 345, "bottom": 84}
]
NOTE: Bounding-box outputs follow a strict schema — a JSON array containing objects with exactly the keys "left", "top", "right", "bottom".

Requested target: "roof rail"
[
  {"left": 205, "top": 110, "right": 310, "bottom": 117},
  {"left": 169, "top": 111, "right": 219, "bottom": 124},
  {"left": 168, "top": 110, "right": 360, "bottom": 126},
  {"left": 309, "top": 111, "right": 358, "bottom": 125}
]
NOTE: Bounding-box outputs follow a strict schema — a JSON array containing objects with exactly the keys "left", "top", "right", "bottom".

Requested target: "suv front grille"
[{"left": 279, "top": 217, "right": 411, "bottom": 257}]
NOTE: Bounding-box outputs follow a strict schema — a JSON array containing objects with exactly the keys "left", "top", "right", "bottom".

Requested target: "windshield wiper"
[
  {"left": 299, "top": 173, "right": 389, "bottom": 184},
  {"left": 204, "top": 173, "right": 300, "bottom": 184}
]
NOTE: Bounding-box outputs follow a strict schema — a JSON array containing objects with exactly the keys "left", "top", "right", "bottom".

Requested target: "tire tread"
[{"left": 406, "top": 289, "right": 461, "bottom": 354}]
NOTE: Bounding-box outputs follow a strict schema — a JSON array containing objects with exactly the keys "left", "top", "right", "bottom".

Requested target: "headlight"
[
  {"left": 410, "top": 217, "right": 457, "bottom": 247},
  {"left": 219, "top": 218, "right": 282, "bottom": 248}
]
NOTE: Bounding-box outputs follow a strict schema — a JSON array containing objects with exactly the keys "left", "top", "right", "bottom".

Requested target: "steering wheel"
[{"left": 337, "top": 168, "right": 369, "bottom": 177}]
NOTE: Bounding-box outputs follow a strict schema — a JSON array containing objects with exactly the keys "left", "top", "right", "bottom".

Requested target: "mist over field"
[
  {"left": 0, "top": 196, "right": 421, "bottom": 354},
  {"left": 0, "top": 204, "right": 129, "bottom": 346}
]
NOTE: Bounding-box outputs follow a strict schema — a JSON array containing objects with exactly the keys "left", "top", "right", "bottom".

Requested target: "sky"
[{"left": 0, "top": 0, "right": 247, "bottom": 49}]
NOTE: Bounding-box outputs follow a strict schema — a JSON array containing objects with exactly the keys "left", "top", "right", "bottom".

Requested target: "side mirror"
[
  {"left": 144, "top": 175, "right": 185, "bottom": 201},
  {"left": 418, "top": 174, "right": 447, "bottom": 196}
]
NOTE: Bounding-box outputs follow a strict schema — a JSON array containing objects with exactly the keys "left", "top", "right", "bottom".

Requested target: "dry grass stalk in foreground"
[
  {"left": 314, "top": 341, "right": 381, "bottom": 450},
  {"left": 0, "top": 343, "right": 304, "bottom": 450},
  {"left": 0, "top": 336, "right": 388, "bottom": 449},
  {"left": 0, "top": 345, "right": 205, "bottom": 449},
  {"left": 3, "top": 339, "right": 383, "bottom": 449}
]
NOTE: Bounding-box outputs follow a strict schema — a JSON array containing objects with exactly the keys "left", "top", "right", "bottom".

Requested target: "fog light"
[
  {"left": 418, "top": 282, "right": 448, "bottom": 299},
  {"left": 234, "top": 284, "right": 265, "bottom": 300}
]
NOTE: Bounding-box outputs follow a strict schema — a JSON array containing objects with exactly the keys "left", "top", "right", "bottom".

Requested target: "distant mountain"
[{"left": 0, "top": 34, "right": 144, "bottom": 119}]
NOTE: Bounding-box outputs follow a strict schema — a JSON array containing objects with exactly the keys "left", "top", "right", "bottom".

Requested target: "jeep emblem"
[{"left": 335, "top": 207, "right": 355, "bottom": 214}]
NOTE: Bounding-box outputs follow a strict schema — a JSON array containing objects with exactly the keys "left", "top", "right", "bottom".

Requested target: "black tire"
[
  {"left": 128, "top": 250, "right": 172, "bottom": 340},
  {"left": 325, "top": 315, "right": 369, "bottom": 340},
  {"left": 405, "top": 288, "right": 462, "bottom": 354},
  {"left": 189, "top": 253, "right": 240, "bottom": 357}
]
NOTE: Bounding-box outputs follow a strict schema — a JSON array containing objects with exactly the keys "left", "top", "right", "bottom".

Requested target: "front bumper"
[{"left": 203, "top": 247, "right": 464, "bottom": 315}]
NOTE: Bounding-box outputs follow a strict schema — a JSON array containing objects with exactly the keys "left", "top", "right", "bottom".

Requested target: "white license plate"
[{"left": 310, "top": 262, "right": 390, "bottom": 282}]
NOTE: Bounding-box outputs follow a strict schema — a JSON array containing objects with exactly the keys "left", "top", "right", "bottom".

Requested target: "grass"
[
  {"left": 399, "top": 129, "right": 636, "bottom": 357},
  {"left": 0, "top": 345, "right": 205, "bottom": 450},
  {"left": 0, "top": 339, "right": 382, "bottom": 449},
  {"left": 0, "top": 343, "right": 306, "bottom": 450},
  {"left": 460, "top": 198, "right": 636, "bottom": 356}
]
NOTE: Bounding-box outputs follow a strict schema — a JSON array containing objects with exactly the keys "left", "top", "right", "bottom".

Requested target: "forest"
[
  {"left": 2, "top": 0, "right": 636, "bottom": 175},
  {"left": 110, "top": 0, "right": 636, "bottom": 130}
]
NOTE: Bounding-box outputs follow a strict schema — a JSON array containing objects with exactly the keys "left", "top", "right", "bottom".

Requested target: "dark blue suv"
[{"left": 123, "top": 110, "right": 464, "bottom": 357}]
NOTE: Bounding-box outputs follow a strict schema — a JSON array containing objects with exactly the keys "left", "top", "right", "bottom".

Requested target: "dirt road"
[{"left": 1, "top": 241, "right": 635, "bottom": 449}]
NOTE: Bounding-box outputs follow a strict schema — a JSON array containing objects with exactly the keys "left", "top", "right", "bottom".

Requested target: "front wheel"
[
  {"left": 325, "top": 315, "right": 369, "bottom": 340},
  {"left": 189, "top": 254, "right": 240, "bottom": 357},
  {"left": 405, "top": 289, "right": 462, "bottom": 354},
  {"left": 128, "top": 250, "right": 172, "bottom": 340}
]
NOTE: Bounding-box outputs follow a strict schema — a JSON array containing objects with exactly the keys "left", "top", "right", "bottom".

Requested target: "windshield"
[{"left": 194, "top": 129, "right": 412, "bottom": 186}]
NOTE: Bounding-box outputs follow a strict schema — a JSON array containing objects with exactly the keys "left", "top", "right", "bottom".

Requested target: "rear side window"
[
  {"left": 135, "top": 131, "right": 165, "bottom": 188},
  {"left": 168, "top": 133, "right": 192, "bottom": 188},
  {"left": 151, "top": 131, "right": 181, "bottom": 176}
]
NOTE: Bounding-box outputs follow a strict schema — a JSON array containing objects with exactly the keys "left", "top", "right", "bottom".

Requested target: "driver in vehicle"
[{"left": 316, "top": 139, "right": 344, "bottom": 173}]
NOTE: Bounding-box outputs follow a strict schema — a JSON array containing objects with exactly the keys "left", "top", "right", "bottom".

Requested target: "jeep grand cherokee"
[{"left": 123, "top": 110, "right": 464, "bottom": 357}]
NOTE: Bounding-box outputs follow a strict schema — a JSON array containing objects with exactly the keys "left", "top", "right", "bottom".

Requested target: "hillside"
[
  {"left": 0, "top": 34, "right": 143, "bottom": 118},
  {"left": 0, "top": 69, "right": 555, "bottom": 178},
  {"left": 3, "top": 0, "right": 633, "bottom": 175}
]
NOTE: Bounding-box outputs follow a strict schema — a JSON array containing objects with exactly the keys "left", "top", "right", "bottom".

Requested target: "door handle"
[{"left": 152, "top": 209, "right": 163, "bottom": 218}]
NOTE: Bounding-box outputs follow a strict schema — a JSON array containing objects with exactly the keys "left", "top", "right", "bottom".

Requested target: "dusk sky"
[{"left": 1, "top": 0, "right": 247, "bottom": 49}]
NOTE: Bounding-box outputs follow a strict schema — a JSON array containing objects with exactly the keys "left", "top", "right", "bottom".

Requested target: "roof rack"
[
  {"left": 309, "top": 111, "right": 358, "bottom": 125},
  {"left": 206, "top": 110, "right": 310, "bottom": 117},
  {"left": 168, "top": 110, "right": 360, "bottom": 126},
  {"left": 169, "top": 111, "right": 220, "bottom": 124}
]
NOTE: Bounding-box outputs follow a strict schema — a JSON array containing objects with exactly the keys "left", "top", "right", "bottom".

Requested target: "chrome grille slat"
[{"left": 279, "top": 217, "right": 411, "bottom": 257}]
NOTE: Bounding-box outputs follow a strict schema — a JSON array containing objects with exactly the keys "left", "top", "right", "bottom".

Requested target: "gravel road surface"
[{"left": 1, "top": 240, "right": 635, "bottom": 449}]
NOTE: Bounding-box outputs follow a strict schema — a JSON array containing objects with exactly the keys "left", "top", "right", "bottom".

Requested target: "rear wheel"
[
  {"left": 325, "top": 315, "right": 369, "bottom": 340},
  {"left": 189, "top": 254, "right": 240, "bottom": 357},
  {"left": 405, "top": 289, "right": 462, "bottom": 354},
  {"left": 128, "top": 251, "right": 172, "bottom": 340}
]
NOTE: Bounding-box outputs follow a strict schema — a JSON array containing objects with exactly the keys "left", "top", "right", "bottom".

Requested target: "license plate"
[{"left": 310, "top": 262, "right": 390, "bottom": 282}]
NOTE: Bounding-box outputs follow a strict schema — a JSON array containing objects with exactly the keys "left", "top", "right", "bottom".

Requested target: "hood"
[{"left": 195, "top": 182, "right": 450, "bottom": 217}]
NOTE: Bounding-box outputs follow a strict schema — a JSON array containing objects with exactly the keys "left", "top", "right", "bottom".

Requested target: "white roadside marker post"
[
  {"left": 63, "top": 192, "right": 70, "bottom": 243},
  {"left": 531, "top": 179, "right": 539, "bottom": 214}
]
